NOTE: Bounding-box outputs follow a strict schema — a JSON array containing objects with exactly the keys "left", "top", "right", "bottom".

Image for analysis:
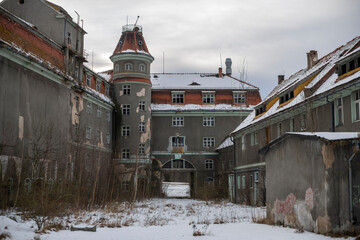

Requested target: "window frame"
[
  {"left": 86, "top": 74, "right": 91, "bottom": 86},
  {"left": 122, "top": 126, "right": 130, "bottom": 136},
  {"left": 123, "top": 85, "right": 131, "bottom": 95},
  {"left": 139, "top": 122, "right": 145, "bottom": 132},
  {"left": 86, "top": 101, "right": 92, "bottom": 114},
  {"left": 86, "top": 127, "right": 92, "bottom": 139},
  {"left": 97, "top": 106, "right": 102, "bottom": 118},
  {"left": 172, "top": 116, "right": 184, "bottom": 127},
  {"left": 352, "top": 89, "right": 360, "bottom": 122},
  {"left": 242, "top": 175, "right": 246, "bottom": 189},
  {"left": 205, "top": 159, "right": 214, "bottom": 170},
  {"left": 203, "top": 137, "right": 215, "bottom": 148},
  {"left": 172, "top": 136, "right": 185, "bottom": 147},
  {"left": 202, "top": 92, "right": 215, "bottom": 104},
  {"left": 106, "top": 134, "right": 111, "bottom": 145},
  {"left": 203, "top": 117, "right": 215, "bottom": 127},
  {"left": 125, "top": 63, "right": 133, "bottom": 71},
  {"left": 122, "top": 148, "right": 130, "bottom": 159},
  {"left": 139, "top": 101, "right": 146, "bottom": 111},
  {"left": 122, "top": 104, "right": 131, "bottom": 115},
  {"left": 334, "top": 97, "right": 344, "bottom": 126},
  {"left": 139, "top": 63, "right": 146, "bottom": 72},
  {"left": 96, "top": 80, "right": 101, "bottom": 92},
  {"left": 138, "top": 144, "right": 145, "bottom": 155},
  {"left": 233, "top": 91, "right": 246, "bottom": 104},
  {"left": 172, "top": 92, "right": 185, "bottom": 104}
]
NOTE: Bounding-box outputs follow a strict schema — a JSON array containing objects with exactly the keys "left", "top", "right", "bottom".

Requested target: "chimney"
[
  {"left": 307, "top": 50, "right": 318, "bottom": 70},
  {"left": 278, "top": 75, "right": 285, "bottom": 85},
  {"left": 218, "top": 67, "right": 223, "bottom": 78},
  {"left": 225, "top": 58, "right": 232, "bottom": 76}
]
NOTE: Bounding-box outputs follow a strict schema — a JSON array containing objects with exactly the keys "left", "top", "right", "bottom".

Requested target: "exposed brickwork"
[
  {"left": 113, "top": 77, "right": 152, "bottom": 85},
  {"left": 0, "top": 13, "right": 65, "bottom": 71},
  {"left": 113, "top": 30, "right": 150, "bottom": 55}
]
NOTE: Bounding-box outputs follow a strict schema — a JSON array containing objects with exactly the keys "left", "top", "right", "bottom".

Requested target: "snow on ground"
[{"left": 0, "top": 198, "right": 355, "bottom": 240}]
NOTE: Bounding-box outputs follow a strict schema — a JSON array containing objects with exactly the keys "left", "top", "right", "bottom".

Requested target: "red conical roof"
[{"left": 113, "top": 25, "right": 151, "bottom": 56}]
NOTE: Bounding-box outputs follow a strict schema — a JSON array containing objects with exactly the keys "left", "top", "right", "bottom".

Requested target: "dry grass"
[{"left": 0, "top": 232, "right": 11, "bottom": 240}]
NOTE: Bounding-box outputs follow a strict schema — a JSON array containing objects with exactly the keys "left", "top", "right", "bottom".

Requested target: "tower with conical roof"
[{"left": 110, "top": 23, "right": 154, "bottom": 165}]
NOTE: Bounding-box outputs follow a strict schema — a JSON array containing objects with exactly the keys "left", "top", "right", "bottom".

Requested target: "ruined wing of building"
[{"left": 223, "top": 35, "right": 360, "bottom": 233}]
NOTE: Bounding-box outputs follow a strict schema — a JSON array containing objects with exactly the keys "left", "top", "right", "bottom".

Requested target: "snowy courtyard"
[{"left": 0, "top": 198, "right": 354, "bottom": 240}]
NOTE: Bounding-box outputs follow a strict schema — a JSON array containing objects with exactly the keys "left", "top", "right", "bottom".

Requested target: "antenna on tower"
[{"left": 134, "top": 16, "right": 140, "bottom": 26}]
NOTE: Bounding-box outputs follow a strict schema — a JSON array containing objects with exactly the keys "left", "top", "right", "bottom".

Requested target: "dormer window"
[
  {"left": 337, "top": 53, "right": 360, "bottom": 77},
  {"left": 139, "top": 63, "right": 146, "bottom": 72},
  {"left": 125, "top": 63, "right": 133, "bottom": 71},
  {"left": 279, "top": 90, "right": 294, "bottom": 104},
  {"left": 255, "top": 105, "right": 266, "bottom": 116}
]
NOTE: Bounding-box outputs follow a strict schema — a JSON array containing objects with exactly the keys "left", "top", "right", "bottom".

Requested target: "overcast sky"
[{"left": 56, "top": 0, "right": 360, "bottom": 98}]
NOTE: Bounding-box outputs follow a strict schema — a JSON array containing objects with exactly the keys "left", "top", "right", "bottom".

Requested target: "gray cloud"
[{"left": 56, "top": 0, "right": 360, "bottom": 98}]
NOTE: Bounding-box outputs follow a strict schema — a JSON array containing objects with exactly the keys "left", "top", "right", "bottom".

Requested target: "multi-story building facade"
[{"left": 0, "top": 0, "right": 262, "bottom": 200}]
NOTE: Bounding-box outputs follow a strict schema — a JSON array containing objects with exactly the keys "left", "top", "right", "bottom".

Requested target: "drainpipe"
[
  {"left": 349, "top": 141, "right": 360, "bottom": 224},
  {"left": 230, "top": 135, "right": 236, "bottom": 203}
]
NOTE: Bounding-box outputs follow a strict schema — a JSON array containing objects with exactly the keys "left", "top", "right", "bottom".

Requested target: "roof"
[
  {"left": 232, "top": 36, "right": 360, "bottom": 134},
  {"left": 216, "top": 136, "right": 233, "bottom": 150},
  {"left": 112, "top": 25, "right": 151, "bottom": 56},
  {"left": 151, "top": 73, "right": 259, "bottom": 90},
  {"left": 260, "top": 132, "right": 360, "bottom": 154},
  {"left": 151, "top": 104, "right": 254, "bottom": 112}
]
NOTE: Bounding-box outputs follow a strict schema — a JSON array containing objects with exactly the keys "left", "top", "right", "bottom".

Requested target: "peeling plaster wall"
[{"left": 265, "top": 135, "right": 356, "bottom": 233}]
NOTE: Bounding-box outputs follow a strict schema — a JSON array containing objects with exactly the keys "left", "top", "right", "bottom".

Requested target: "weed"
[
  {"left": 192, "top": 224, "right": 209, "bottom": 236},
  {"left": 0, "top": 232, "right": 11, "bottom": 240}
]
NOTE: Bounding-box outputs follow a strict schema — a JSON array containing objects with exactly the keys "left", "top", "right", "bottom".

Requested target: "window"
[
  {"left": 251, "top": 132, "right": 255, "bottom": 146},
  {"left": 19, "top": 0, "right": 25, "bottom": 4},
  {"left": 256, "top": 105, "right": 266, "bottom": 116},
  {"left": 125, "top": 63, "right": 133, "bottom": 71},
  {"left": 96, "top": 81, "right": 101, "bottom": 92},
  {"left": 202, "top": 92, "right": 215, "bottom": 104},
  {"left": 250, "top": 175, "right": 254, "bottom": 189},
  {"left": 115, "top": 64, "right": 120, "bottom": 73},
  {"left": 106, "top": 134, "right": 110, "bottom": 144},
  {"left": 234, "top": 92, "right": 246, "bottom": 104},
  {"left": 254, "top": 131, "right": 258, "bottom": 145},
  {"left": 237, "top": 176, "right": 241, "bottom": 189},
  {"left": 139, "top": 122, "right": 145, "bottom": 132},
  {"left": 242, "top": 176, "right": 246, "bottom": 189},
  {"left": 86, "top": 127, "right": 92, "bottom": 139},
  {"left": 172, "top": 136, "right": 184, "bottom": 147},
  {"left": 139, "top": 64, "right": 146, "bottom": 72},
  {"left": 349, "top": 60, "right": 355, "bottom": 71},
  {"left": 203, "top": 137, "right": 215, "bottom": 148},
  {"left": 96, "top": 129, "right": 100, "bottom": 142},
  {"left": 242, "top": 135, "right": 246, "bottom": 150},
  {"left": 334, "top": 98, "right": 343, "bottom": 126},
  {"left": 139, "top": 101, "right": 146, "bottom": 111},
  {"left": 97, "top": 106, "right": 102, "bottom": 118},
  {"left": 139, "top": 144, "right": 145, "bottom": 155},
  {"left": 121, "top": 181, "right": 130, "bottom": 191},
  {"left": 172, "top": 117, "right": 184, "bottom": 126},
  {"left": 107, "top": 111, "right": 111, "bottom": 122},
  {"left": 122, "top": 126, "right": 130, "bottom": 136},
  {"left": 86, "top": 102, "right": 92, "bottom": 113},
  {"left": 172, "top": 92, "right": 184, "bottom": 103},
  {"left": 300, "top": 114, "right": 306, "bottom": 131},
  {"left": 122, "top": 149, "right": 130, "bottom": 158},
  {"left": 203, "top": 117, "right": 215, "bottom": 126},
  {"left": 105, "top": 86, "right": 109, "bottom": 96},
  {"left": 86, "top": 74, "right": 91, "bottom": 86},
  {"left": 277, "top": 122, "right": 282, "bottom": 137},
  {"left": 205, "top": 159, "right": 213, "bottom": 170},
  {"left": 352, "top": 90, "right": 360, "bottom": 122},
  {"left": 123, "top": 85, "right": 131, "bottom": 95},
  {"left": 75, "top": 96, "right": 80, "bottom": 109},
  {"left": 138, "top": 40, "right": 143, "bottom": 46},
  {"left": 122, "top": 104, "right": 130, "bottom": 115},
  {"left": 279, "top": 91, "right": 295, "bottom": 104},
  {"left": 290, "top": 117, "right": 295, "bottom": 132}
]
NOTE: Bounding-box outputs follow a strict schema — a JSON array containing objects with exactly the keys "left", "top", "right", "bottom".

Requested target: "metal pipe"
[{"left": 230, "top": 135, "right": 236, "bottom": 203}]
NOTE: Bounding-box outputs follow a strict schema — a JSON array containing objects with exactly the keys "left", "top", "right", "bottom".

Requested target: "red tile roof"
[{"left": 113, "top": 27, "right": 151, "bottom": 56}]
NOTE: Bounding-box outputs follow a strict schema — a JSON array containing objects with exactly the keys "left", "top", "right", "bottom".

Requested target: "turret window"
[
  {"left": 123, "top": 85, "right": 131, "bottom": 95},
  {"left": 125, "top": 63, "right": 133, "bottom": 71},
  {"left": 139, "top": 122, "right": 145, "bottom": 132},
  {"left": 115, "top": 64, "right": 120, "bottom": 73},
  {"left": 138, "top": 40, "right": 143, "bottom": 46},
  {"left": 139, "top": 101, "right": 146, "bottom": 111},
  {"left": 139, "top": 64, "right": 146, "bottom": 72}
]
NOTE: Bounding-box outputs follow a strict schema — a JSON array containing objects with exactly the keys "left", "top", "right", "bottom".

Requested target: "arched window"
[
  {"left": 139, "top": 63, "right": 146, "bottom": 72},
  {"left": 115, "top": 64, "right": 120, "bottom": 73},
  {"left": 125, "top": 63, "right": 133, "bottom": 71},
  {"left": 205, "top": 159, "right": 213, "bottom": 169}
]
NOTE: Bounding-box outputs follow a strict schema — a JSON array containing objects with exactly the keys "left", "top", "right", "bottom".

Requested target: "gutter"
[{"left": 349, "top": 140, "right": 360, "bottom": 224}]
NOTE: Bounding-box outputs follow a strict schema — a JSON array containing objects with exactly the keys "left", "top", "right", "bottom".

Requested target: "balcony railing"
[{"left": 122, "top": 24, "right": 142, "bottom": 33}]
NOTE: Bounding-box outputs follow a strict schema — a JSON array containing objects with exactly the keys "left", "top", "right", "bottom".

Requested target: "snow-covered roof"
[
  {"left": 287, "top": 132, "right": 360, "bottom": 141},
  {"left": 217, "top": 136, "right": 233, "bottom": 150},
  {"left": 151, "top": 104, "right": 254, "bottom": 112},
  {"left": 151, "top": 73, "right": 258, "bottom": 90},
  {"left": 232, "top": 36, "right": 360, "bottom": 134},
  {"left": 97, "top": 72, "right": 112, "bottom": 82}
]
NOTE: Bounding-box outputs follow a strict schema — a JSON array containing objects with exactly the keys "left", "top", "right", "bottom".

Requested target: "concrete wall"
[{"left": 265, "top": 135, "right": 358, "bottom": 233}]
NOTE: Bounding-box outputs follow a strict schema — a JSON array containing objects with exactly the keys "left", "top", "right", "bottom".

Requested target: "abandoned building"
[
  {"left": 219, "top": 36, "right": 360, "bottom": 232},
  {"left": 0, "top": 0, "right": 262, "bottom": 202}
]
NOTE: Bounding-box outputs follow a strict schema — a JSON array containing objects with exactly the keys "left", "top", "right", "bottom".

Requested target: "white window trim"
[
  {"left": 334, "top": 97, "right": 344, "bottom": 126},
  {"left": 352, "top": 90, "right": 360, "bottom": 122},
  {"left": 203, "top": 117, "right": 215, "bottom": 127},
  {"left": 172, "top": 117, "right": 184, "bottom": 126},
  {"left": 203, "top": 137, "right": 215, "bottom": 148}
]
